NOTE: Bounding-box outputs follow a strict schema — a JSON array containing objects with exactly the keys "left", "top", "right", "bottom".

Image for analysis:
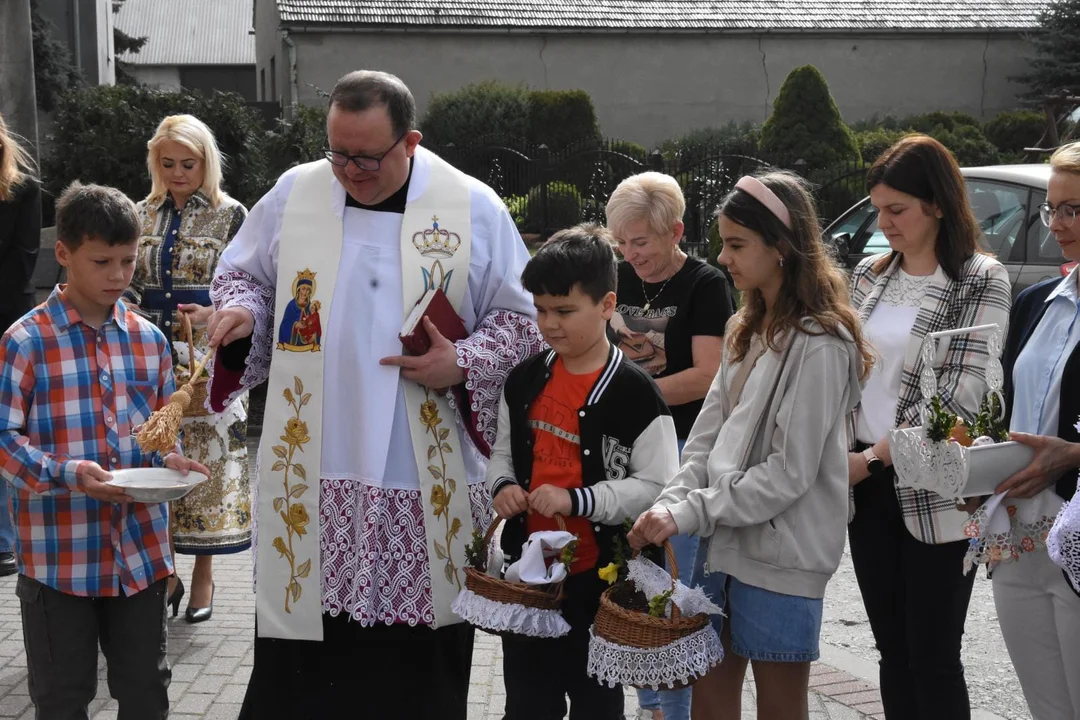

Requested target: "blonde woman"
[
  {"left": 0, "top": 112, "right": 41, "bottom": 579},
  {"left": 124, "top": 114, "right": 249, "bottom": 622},
  {"left": 980, "top": 141, "right": 1080, "bottom": 719}
]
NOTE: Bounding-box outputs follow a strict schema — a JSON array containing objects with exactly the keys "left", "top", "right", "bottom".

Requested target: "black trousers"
[
  {"left": 16, "top": 574, "right": 170, "bottom": 720},
  {"left": 849, "top": 468, "right": 976, "bottom": 720},
  {"left": 501, "top": 572, "right": 624, "bottom": 720},
  {"left": 239, "top": 612, "right": 475, "bottom": 720}
]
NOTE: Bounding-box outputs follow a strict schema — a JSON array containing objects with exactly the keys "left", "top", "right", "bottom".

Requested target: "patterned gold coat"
[{"left": 127, "top": 191, "right": 252, "bottom": 555}]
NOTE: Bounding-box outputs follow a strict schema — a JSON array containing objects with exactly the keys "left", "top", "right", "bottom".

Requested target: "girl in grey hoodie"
[{"left": 630, "top": 171, "right": 873, "bottom": 720}]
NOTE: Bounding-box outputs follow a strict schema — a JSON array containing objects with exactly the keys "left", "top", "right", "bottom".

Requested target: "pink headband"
[{"left": 735, "top": 176, "right": 792, "bottom": 230}]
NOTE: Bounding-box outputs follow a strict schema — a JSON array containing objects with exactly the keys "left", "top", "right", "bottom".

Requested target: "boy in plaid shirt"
[{"left": 0, "top": 183, "right": 207, "bottom": 719}]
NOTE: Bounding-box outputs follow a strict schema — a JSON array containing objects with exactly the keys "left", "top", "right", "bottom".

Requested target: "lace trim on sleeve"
[
  {"left": 207, "top": 270, "right": 274, "bottom": 411},
  {"left": 449, "top": 310, "right": 546, "bottom": 450}
]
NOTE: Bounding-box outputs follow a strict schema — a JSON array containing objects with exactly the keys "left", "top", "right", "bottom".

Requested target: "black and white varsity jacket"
[{"left": 486, "top": 345, "right": 680, "bottom": 568}]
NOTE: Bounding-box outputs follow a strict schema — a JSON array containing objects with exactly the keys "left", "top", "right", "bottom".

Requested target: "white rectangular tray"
[{"left": 960, "top": 441, "right": 1035, "bottom": 497}]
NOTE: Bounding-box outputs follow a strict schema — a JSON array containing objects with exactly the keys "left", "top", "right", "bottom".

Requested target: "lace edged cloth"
[
  {"left": 625, "top": 557, "right": 725, "bottom": 618},
  {"left": 1048, "top": 491, "right": 1080, "bottom": 593},
  {"left": 963, "top": 492, "right": 1057, "bottom": 574},
  {"left": 451, "top": 588, "right": 570, "bottom": 638},
  {"left": 587, "top": 625, "right": 723, "bottom": 690}
]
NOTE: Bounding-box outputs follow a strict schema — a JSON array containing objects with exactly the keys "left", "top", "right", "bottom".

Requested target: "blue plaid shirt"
[{"left": 0, "top": 287, "right": 176, "bottom": 596}]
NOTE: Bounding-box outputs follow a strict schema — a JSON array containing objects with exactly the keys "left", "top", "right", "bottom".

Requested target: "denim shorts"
[{"left": 691, "top": 546, "right": 823, "bottom": 663}]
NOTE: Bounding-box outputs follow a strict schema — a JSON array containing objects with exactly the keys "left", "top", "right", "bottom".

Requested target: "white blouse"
[{"left": 856, "top": 269, "right": 933, "bottom": 444}]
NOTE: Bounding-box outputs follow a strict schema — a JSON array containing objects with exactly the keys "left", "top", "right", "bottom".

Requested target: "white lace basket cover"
[
  {"left": 587, "top": 557, "right": 724, "bottom": 691},
  {"left": 1048, "top": 475, "right": 1080, "bottom": 593},
  {"left": 451, "top": 520, "right": 571, "bottom": 639},
  {"left": 889, "top": 323, "right": 1004, "bottom": 501},
  {"left": 452, "top": 587, "right": 570, "bottom": 638}
]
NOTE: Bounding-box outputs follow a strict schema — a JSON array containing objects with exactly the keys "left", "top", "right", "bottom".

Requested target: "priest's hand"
[
  {"left": 381, "top": 317, "right": 465, "bottom": 389},
  {"left": 627, "top": 507, "right": 678, "bottom": 550},
  {"left": 207, "top": 307, "right": 254, "bottom": 348},
  {"left": 494, "top": 483, "right": 530, "bottom": 519},
  {"left": 528, "top": 485, "right": 571, "bottom": 518}
]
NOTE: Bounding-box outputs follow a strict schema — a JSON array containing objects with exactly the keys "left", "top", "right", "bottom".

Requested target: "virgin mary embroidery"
[{"left": 277, "top": 269, "right": 322, "bottom": 352}]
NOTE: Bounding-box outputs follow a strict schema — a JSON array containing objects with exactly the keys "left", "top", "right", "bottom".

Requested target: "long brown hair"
[
  {"left": 0, "top": 112, "right": 35, "bottom": 202},
  {"left": 866, "top": 134, "right": 986, "bottom": 280},
  {"left": 718, "top": 171, "right": 873, "bottom": 381}
]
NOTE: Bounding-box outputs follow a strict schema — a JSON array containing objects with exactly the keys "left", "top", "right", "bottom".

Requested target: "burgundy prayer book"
[{"left": 399, "top": 287, "right": 467, "bottom": 355}]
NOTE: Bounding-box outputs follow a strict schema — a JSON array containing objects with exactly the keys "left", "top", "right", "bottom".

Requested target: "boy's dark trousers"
[
  {"left": 501, "top": 571, "right": 624, "bottom": 720},
  {"left": 16, "top": 574, "right": 171, "bottom": 720}
]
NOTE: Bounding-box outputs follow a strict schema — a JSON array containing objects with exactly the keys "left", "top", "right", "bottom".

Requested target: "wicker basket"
[
  {"left": 590, "top": 542, "right": 715, "bottom": 690},
  {"left": 178, "top": 312, "right": 211, "bottom": 418},
  {"left": 461, "top": 514, "right": 567, "bottom": 615}
]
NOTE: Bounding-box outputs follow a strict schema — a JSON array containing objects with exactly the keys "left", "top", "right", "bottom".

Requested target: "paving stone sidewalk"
[{"left": 0, "top": 547, "right": 880, "bottom": 719}]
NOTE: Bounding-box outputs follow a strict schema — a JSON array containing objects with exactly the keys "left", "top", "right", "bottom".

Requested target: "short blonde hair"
[
  {"left": 145, "top": 114, "right": 225, "bottom": 208},
  {"left": 605, "top": 172, "right": 686, "bottom": 238},
  {"left": 1051, "top": 142, "right": 1080, "bottom": 174},
  {"left": 0, "top": 112, "right": 35, "bottom": 202}
]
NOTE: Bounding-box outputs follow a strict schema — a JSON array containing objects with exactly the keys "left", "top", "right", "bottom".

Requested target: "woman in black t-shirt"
[
  {"left": 607, "top": 173, "right": 734, "bottom": 439},
  {"left": 605, "top": 172, "right": 733, "bottom": 720}
]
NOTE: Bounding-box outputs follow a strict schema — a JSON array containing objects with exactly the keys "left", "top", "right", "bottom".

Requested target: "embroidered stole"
[{"left": 256, "top": 157, "right": 474, "bottom": 640}]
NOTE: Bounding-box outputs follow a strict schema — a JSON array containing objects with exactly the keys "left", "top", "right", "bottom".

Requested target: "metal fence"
[{"left": 427, "top": 137, "right": 871, "bottom": 258}]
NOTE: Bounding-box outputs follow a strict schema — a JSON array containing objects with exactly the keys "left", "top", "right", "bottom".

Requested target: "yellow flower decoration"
[
  {"left": 598, "top": 562, "right": 620, "bottom": 585},
  {"left": 288, "top": 503, "right": 310, "bottom": 535},
  {"left": 430, "top": 484, "right": 448, "bottom": 518},
  {"left": 420, "top": 400, "right": 440, "bottom": 431},
  {"left": 282, "top": 418, "right": 310, "bottom": 447},
  {"left": 272, "top": 536, "right": 289, "bottom": 557}
]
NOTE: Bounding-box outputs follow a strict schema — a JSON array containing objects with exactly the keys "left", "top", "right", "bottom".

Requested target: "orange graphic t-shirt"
[{"left": 527, "top": 357, "right": 602, "bottom": 575}]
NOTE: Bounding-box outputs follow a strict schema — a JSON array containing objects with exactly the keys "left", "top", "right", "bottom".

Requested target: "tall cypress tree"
[
  {"left": 759, "top": 65, "right": 862, "bottom": 170},
  {"left": 113, "top": 0, "right": 148, "bottom": 86},
  {"left": 1014, "top": 0, "right": 1080, "bottom": 103}
]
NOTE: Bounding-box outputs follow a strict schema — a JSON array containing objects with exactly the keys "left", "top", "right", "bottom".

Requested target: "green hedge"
[
  {"left": 528, "top": 89, "right": 601, "bottom": 150},
  {"left": 983, "top": 110, "right": 1046, "bottom": 157},
  {"left": 853, "top": 127, "right": 908, "bottom": 164},
  {"left": 42, "top": 87, "right": 337, "bottom": 211},
  {"left": 43, "top": 85, "right": 271, "bottom": 209},
  {"left": 420, "top": 81, "right": 601, "bottom": 151},
  {"left": 265, "top": 104, "right": 328, "bottom": 178},
  {"left": 659, "top": 121, "right": 761, "bottom": 166},
  {"left": 420, "top": 80, "right": 531, "bottom": 147},
  {"left": 504, "top": 181, "right": 586, "bottom": 234}
]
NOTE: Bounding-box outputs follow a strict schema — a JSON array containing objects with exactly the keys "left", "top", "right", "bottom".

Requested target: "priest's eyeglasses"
[
  {"left": 323, "top": 133, "right": 406, "bottom": 171},
  {"left": 1039, "top": 201, "right": 1080, "bottom": 228}
]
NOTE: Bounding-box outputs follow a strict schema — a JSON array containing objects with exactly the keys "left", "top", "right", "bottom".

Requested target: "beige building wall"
[{"left": 264, "top": 30, "right": 1032, "bottom": 147}]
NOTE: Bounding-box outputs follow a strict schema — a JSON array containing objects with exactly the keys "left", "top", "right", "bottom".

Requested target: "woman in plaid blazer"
[{"left": 845, "top": 136, "right": 1012, "bottom": 719}]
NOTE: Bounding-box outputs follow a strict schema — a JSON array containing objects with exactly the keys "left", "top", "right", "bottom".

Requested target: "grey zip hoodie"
[{"left": 654, "top": 319, "right": 863, "bottom": 599}]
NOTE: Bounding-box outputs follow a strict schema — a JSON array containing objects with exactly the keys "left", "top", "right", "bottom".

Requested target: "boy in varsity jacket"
[{"left": 486, "top": 223, "right": 679, "bottom": 720}]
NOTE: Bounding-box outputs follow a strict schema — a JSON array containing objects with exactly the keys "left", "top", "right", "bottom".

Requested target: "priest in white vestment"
[{"left": 205, "top": 71, "right": 544, "bottom": 719}]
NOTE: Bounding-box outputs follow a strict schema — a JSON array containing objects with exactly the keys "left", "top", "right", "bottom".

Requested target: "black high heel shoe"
[
  {"left": 167, "top": 576, "right": 185, "bottom": 618},
  {"left": 185, "top": 583, "right": 214, "bottom": 624}
]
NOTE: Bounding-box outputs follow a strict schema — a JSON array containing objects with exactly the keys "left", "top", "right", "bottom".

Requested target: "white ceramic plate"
[
  {"left": 106, "top": 468, "right": 208, "bottom": 503},
  {"left": 961, "top": 441, "right": 1036, "bottom": 497}
]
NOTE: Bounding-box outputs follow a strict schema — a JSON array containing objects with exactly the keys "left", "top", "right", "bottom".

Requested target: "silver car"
[{"left": 826, "top": 164, "right": 1075, "bottom": 298}]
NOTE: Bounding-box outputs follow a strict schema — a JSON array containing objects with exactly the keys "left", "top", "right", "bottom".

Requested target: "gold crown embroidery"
[{"left": 412, "top": 216, "right": 461, "bottom": 259}]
